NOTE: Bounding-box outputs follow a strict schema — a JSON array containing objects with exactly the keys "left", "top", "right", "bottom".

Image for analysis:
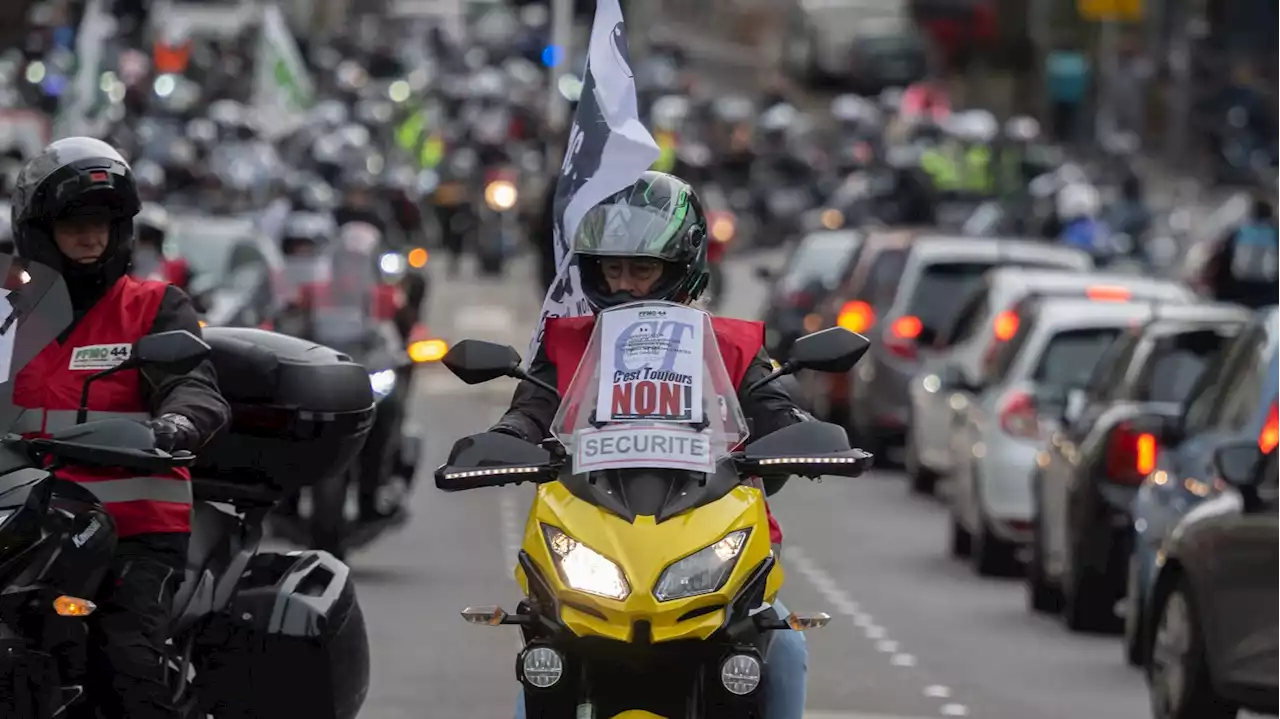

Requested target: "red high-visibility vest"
[{"left": 12, "top": 277, "right": 192, "bottom": 536}]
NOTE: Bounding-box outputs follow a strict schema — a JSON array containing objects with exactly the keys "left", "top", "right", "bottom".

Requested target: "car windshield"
[
  {"left": 1033, "top": 328, "right": 1123, "bottom": 388},
  {"left": 907, "top": 262, "right": 999, "bottom": 336},
  {"left": 550, "top": 300, "right": 748, "bottom": 471},
  {"left": 1136, "top": 329, "right": 1234, "bottom": 403},
  {"left": 779, "top": 232, "right": 862, "bottom": 294},
  {"left": 167, "top": 219, "right": 257, "bottom": 281}
]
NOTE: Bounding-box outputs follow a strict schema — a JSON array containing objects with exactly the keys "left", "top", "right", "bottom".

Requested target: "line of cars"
[{"left": 760, "top": 227, "right": 1278, "bottom": 719}]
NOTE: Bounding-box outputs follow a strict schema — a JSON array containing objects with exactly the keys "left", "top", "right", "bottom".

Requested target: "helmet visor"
[{"left": 573, "top": 203, "right": 692, "bottom": 262}]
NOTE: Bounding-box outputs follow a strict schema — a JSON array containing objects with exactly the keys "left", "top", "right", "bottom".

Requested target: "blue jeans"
[{"left": 513, "top": 599, "right": 808, "bottom": 719}]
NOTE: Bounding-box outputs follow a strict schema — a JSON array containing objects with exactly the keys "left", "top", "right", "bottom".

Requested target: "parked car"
[
  {"left": 845, "top": 236, "right": 1092, "bottom": 462},
  {"left": 1143, "top": 442, "right": 1277, "bottom": 719},
  {"left": 908, "top": 269, "right": 1195, "bottom": 493},
  {"left": 945, "top": 296, "right": 1161, "bottom": 576},
  {"left": 1123, "top": 306, "right": 1279, "bottom": 667},
  {"left": 757, "top": 229, "right": 865, "bottom": 359},
  {"left": 1026, "top": 302, "right": 1251, "bottom": 631},
  {"left": 168, "top": 214, "right": 286, "bottom": 328}
]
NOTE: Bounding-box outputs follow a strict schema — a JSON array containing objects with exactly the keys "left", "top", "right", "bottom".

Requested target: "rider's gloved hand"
[{"left": 147, "top": 413, "right": 199, "bottom": 453}]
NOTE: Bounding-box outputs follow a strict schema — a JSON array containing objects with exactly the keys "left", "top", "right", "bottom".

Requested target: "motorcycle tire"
[{"left": 311, "top": 469, "right": 350, "bottom": 560}]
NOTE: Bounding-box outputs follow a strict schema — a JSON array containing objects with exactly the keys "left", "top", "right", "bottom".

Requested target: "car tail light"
[
  {"left": 998, "top": 390, "right": 1040, "bottom": 438},
  {"left": 1259, "top": 400, "right": 1278, "bottom": 454},
  {"left": 837, "top": 301, "right": 875, "bottom": 333},
  {"left": 1086, "top": 285, "right": 1132, "bottom": 302},
  {"left": 992, "top": 310, "right": 1019, "bottom": 341},
  {"left": 1105, "top": 421, "right": 1158, "bottom": 484},
  {"left": 883, "top": 315, "right": 922, "bottom": 361}
]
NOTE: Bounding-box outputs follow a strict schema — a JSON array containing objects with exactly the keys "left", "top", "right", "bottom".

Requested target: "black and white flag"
[{"left": 525, "top": 0, "right": 659, "bottom": 362}]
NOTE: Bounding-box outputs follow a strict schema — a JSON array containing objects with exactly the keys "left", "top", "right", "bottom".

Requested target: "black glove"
[{"left": 147, "top": 413, "right": 199, "bottom": 453}]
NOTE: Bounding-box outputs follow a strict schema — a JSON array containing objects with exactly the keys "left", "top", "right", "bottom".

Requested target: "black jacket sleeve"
[
  {"left": 490, "top": 342, "right": 561, "bottom": 442},
  {"left": 737, "top": 349, "right": 812, "bottom": 496},
  {"left": 139, "top": 285, "right": 231, "bottom": 448}
]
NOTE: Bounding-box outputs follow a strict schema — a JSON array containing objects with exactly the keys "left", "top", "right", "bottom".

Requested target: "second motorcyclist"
[
  {"left": 483, "top": 172, "right": 812, "bottom": 719},
  {"left": 9, "top": 137, "right": 231, "bottom": 719}
]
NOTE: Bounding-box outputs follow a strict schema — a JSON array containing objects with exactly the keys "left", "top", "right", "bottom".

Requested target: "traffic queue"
[{"left": 759, "top": 199, "right": 1277, "bottom": 719}]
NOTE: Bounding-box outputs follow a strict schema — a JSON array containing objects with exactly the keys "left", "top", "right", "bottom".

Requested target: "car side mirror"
[
  {"left": 132, "top": 330, "right": 211, "bottom": 374},
  {"left": 442, "top": 339, "right": 523, "bottom": 385},
  {"left": 787, "top": 327, "right": 871, "bottom": 373},
  {"left": 1213, "top": 441, "right": 1263, "bottom": 488},
  {"left": 754, "top": 265, "right": 773, "bottom": 281}
]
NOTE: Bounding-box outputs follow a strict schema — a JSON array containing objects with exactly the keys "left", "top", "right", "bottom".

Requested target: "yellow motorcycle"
[{"left": 435, "top": 301, "right": 872, "bottom": 718}]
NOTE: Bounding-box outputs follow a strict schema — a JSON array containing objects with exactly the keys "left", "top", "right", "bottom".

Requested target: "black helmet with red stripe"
[{"left": 11, "top": 137, "right": 141, "bottom": 290}]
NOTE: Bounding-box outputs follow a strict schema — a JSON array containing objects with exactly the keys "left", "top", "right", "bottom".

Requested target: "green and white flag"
[
  {"left": 252, "top": 4, "right": 314, "bottom": 138},
  {"left": 54, "top": 0, "right": 114, "bottom": 140}
]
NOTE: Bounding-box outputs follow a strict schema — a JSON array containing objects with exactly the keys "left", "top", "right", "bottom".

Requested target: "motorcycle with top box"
[
  {"left": 0, "top": 254, "right": 373, "bottom": 719},
  {"left": 434, "top": 300, "right": 873, "bottom": 719}
]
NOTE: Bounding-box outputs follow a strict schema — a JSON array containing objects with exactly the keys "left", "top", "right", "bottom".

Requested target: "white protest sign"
[
  {"left": 573, "top": 425, "right": 715, "bottom": 475},
  {"left": 595, "top": 304, "right": 704, "bottom": 424}
]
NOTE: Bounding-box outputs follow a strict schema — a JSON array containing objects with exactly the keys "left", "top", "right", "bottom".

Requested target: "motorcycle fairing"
[
  {"left": 556, "top": 459, "right": 745, "bottom": 524},
  {"left": 514, "top": 482, "right": 781, "bottom": 644}
]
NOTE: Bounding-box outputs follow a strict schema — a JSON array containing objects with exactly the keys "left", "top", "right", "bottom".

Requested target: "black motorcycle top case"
[{"left": 193, "top": 328, "right": 376, "bottom": 493}]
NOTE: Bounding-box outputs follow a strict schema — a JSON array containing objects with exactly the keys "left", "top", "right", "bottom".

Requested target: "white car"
[
  {"left": 907, "top": 268, "right": 1193, "bottom": 494},
  {"left": 943, "top": 296, "right": 1160, "bottom": 576}
]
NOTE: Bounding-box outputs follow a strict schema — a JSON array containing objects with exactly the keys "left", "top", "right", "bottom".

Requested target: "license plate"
[{"left": 435, "top": 183, "right": 466, "bottom": 205}]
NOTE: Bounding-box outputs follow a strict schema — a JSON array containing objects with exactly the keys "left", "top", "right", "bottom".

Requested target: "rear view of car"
[
  {"left": 1027, "top": 303, "right": 1251, "bottom": 632},
  {"left": 947, "top": 297, "right": 1157, "bottom": 576},
  {"left": 907, "top": 268, "right": 1193, "bottom": 491},
  {"left": 848, "top": 237, "right": 1091, "bottom": 461},
  {"left": 759, "top": 229, "right": 864, "bottom": 359}
]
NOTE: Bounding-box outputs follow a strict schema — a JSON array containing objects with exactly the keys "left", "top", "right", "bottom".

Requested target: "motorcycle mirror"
[
  {"left": 787, "top": 327, "right": 870, "bottom": 374},
  {"left": 131, "top": 330, "right": 212, "bottom": 374},
  {"left": 442, "top": 339, "right": 523, "bottom": 385}
]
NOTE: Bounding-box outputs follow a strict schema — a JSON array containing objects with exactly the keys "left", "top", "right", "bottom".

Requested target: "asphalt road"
[{"left": 327, "top": 250, "right": 1189, "bottom": 719}]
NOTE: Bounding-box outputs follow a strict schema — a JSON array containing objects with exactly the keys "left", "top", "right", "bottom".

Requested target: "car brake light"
[
  {"left": 1105, "top": 421, "right": 1158, "bottom": 484},
  {"left": 837, "top": 300, "right": 875, "bottom": 333},
  {"left": 1086, "top": 285, "right": 1132, "bottom": 302},
  {"left": 1260, "top": 401, "right": 1278, "bottom": 454},
  {"left": 992, "top": 310, "right": 1019, "bottom": 341},
  {"left": 998, "top": 390, "right": 1040, "bottom": 438},
  {"left": 883, "top": 315, "right": 922, "bottom": 360}
]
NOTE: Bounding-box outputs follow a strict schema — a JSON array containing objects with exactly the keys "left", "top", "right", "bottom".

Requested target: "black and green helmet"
[{"left": 573, "top": 171, "right": 709, "bottom": 310}]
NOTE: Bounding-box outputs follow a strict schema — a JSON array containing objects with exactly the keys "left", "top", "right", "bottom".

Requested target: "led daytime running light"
[
  {"left": 443, "top": 466, "right": 543, "bottom": 479},
  {"left": 757, "top": 456, "right": 861, "bottom": 464}
]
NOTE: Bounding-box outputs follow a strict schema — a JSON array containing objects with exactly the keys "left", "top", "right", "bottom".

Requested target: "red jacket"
[
  {"left": 544, "top": 315, "right": 784, "bottom": 544},
  {"left": 12, "top": 277, "right": 192, "bottom": 537}
]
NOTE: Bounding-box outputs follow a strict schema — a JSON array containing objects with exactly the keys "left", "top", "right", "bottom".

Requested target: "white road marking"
[
  {"left": 786, "top": 546, "right": 970, "bottom": 719},
  {"left": 453, "top": 305, "right": 516, "bottom": 334},
  {"left": 498, "top": 491, "right": 522, "bottom": 558}
]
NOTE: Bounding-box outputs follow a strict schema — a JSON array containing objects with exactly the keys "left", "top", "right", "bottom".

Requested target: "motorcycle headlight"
[
  {"left": 653, "top": 529, "right": 749, "bottom": 602},
  {"left": 369, "top": 369, "right": 397, "bottom": 402},
  {"left": 379, "top": 251, "right": 407, "bottom": 278},
  {"left": 542, "top": 524, "right": 629, "bottom": 600},
  {"left": 485, "top": 180, "right": 518, "bottom": 211}
]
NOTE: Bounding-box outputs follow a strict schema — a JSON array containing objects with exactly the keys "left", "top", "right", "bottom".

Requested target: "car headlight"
[
  {"left": 379, "top": 252, "right": 407, "bottom": 277},
  {"left": 369, "top": 369, "right": 397, "bottom": 402},
  {"left": 542, "top": 524, "right": 629, "bottom": 600},
  {"left": 653, "top": 529, "right": 749, "bottom": 601},
  {"left": 485, "top": 180, "right": 518, "bottom": 211}
]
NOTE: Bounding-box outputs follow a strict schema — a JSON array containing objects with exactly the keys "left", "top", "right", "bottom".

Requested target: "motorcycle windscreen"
[
  {"left": 549, "top": 300, "right": 749, "bottom": 475},
  {"left": 0, "top": 254, "right": 73, "bottom": 433},
  {"left": 310, "top": 222, "right": 383, "bottom": 349}
]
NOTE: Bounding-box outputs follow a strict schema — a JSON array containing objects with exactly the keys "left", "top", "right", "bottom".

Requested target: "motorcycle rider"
[
  {"left": 487, "top": 172, "right": 812, "bottom": 719},
  {"left": 9, "top": 137, "right": 231, "bottom": 719},
  {"left": 1055, "top": 182, "right": 1111, "bottom": 258},
  {"left": 131, "top": 202, "right": 193, "bottom": 291}
]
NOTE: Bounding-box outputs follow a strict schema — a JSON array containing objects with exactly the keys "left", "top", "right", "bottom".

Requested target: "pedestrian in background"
[{"left": 1045, "top": 43, "right": 1091, "bottom": 145}]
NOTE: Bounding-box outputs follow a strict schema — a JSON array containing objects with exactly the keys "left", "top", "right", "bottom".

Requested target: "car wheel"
[
  {"left": 905, "top": 427, "right": 938, "bottom": 495},
  {"left": 1123, "top": 559, "right": 1146, "bottom": 666},
  {"left": 949, "top": 511, "right": 971, "bottom": 558},
  {"left": 971, "top": 518, "right": 1019, "bottom": 577},
  {"left": 1146, "top": 578, "right": 1237, "bottom": 719},
  {"left": 1063, "top": 543, "right": 1123, "bottom": 633},
  {"left": 1026, "top": 513, "right": 1063, "bottom": 613}
]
